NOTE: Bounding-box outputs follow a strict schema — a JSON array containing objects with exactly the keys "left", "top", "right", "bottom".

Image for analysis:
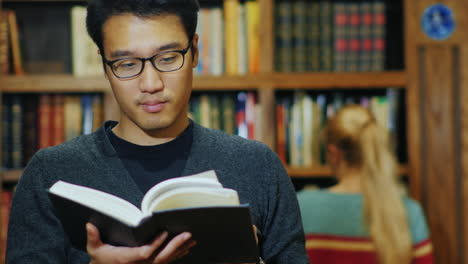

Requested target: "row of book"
[
  {"left": 275, "top": 0, "right": 388, "bottom": 73},
  {"left": 276, "top": 89, "right": 402, "bottom": 166},
  {"left": 2, "top": 94, "right": 103, "bottom": 169},
  {"left": 195, "top": 0, "right": 260, "bottom": 76},
  {"left": 189, "top": 91, "right": 261, "bottom": 140}
]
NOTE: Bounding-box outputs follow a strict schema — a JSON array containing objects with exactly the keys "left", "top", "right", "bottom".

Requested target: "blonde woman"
[{"left": 297, "top": 104, "right": 433, "bottom": 264}]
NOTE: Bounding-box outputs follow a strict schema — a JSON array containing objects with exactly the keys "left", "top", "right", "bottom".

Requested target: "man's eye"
[
  {"left": 115, "top": 59, "right": 139, "bottom": 70},
  {"left": 119, "top": 62, "right": 137, "bottom": 69},
  {"left": 158, "top": 56, "right": 177, "bottom": 64}
]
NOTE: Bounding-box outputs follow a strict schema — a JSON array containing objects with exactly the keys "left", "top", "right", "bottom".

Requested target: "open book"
[{"left": 48, "top": 170, "right": 259, "bottom": 263}]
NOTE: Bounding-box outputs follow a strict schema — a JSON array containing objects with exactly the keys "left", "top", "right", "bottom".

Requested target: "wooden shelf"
[
  {"left": 0, "top": 74, "right": 110, "bottom": 93},
  {"left": 0, "top": 72, "right": 407, "bottom": 93},
  {"left": 287, "top": 164, "right": 409, "bottom": 178},
  {"left": 2, "top": 169, "right": 23, "bottom": 183},
  {"left": 2, "top": 164, "right": 409, "bottom": 182},
  {"left": 193, "top": 75, "right": 267, "bottom": 90},
  {"left": 273, "top": 71, "right": 407, "bottom": 89}
]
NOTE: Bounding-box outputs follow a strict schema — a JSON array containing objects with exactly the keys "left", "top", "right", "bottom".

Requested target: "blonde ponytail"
[
  {"left": 359, "top": 122, "right": 412, "bottom": 264},
  {"left": 325, "top": 105, "right": 412, "bottom": 264}
]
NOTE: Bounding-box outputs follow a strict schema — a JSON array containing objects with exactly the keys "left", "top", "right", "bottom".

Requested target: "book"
[
  {"left": 224, "top": 0, "right": 239, "bottom": 75},
  {"left": 10, "top": 95, "right": 23, "bottom": 168},
  {"left": 48, "top": 170, "right": 259, "bottom": 263},
  {"left": 0, "top": 11, "right": 10, "bottom": 74},
  {"left": 7, "top": 10, "right": 24, "bottom": 75}
]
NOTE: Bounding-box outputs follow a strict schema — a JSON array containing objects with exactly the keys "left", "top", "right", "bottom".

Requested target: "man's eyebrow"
[{"left": 109, "top": 42, "right": 185, "bottom": 59}]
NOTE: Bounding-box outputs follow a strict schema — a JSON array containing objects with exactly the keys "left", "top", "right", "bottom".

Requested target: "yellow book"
[
  {"left": 224, "top": 0, "right": 239, "bottom": 75},
  {"left": 7, "top": 11, "right": 24, "bottom": 75},
  {"left": 246, "top": 0, "right": 259, "bottom": 73}
]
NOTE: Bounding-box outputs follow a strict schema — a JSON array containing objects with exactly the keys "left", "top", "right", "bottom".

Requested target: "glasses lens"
[
  {"left": 113, "top": 58, "right": 143, "bottom": 78},
  {"left": 154, "top": 52, "right": 184, "bottom": 72}
]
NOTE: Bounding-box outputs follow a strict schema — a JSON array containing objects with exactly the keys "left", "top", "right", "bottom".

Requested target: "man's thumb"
[{"left": 86, "top": 223, "right": 102, "bottom": 250}]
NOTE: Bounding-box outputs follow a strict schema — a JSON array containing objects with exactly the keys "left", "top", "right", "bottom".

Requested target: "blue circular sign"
[{"left": 421, "top": 4, "right": 456, "bottom": 40}]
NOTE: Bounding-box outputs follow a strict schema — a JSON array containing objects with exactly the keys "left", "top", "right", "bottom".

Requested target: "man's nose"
[{"left": 139, "top": 61, "right": 164, "bottom": 93}]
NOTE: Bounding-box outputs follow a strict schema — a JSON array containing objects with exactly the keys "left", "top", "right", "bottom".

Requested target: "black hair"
[{"left": 86, "top": 0, "right": 200, "bottom": 54}]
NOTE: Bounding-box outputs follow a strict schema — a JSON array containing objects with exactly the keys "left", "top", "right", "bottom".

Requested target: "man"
[{"left": 6, "top": 0, "right": 309, "bottom": 263}]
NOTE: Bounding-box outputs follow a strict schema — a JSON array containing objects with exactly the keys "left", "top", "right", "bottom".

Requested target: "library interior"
[{"left": 0, "top": 0, "right": 467, "bottom": 263}]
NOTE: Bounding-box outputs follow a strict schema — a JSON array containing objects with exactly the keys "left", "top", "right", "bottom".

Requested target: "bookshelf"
[{"left": 0, "top": 1, "right": 409, "bottom": 183}]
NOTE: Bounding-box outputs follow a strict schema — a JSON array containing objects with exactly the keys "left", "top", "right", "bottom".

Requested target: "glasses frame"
[{"left": 103, "top": 41, "right": 193, "bottom": 79}]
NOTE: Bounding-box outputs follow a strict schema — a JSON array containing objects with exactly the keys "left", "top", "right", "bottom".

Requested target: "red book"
[
  {"left": 38, "top": 94, "right": 53, "bottom": 149},
  {"left": 52, "top": 95, "right": 65, "bottom": 146},
  {"left": 1, "top": 191, "right": 13, "bottom": 263}
]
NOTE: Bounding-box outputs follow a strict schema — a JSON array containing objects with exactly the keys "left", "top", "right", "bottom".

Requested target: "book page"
[
  {"left": 49, "top": 181, "right": 144, "bottom": 226},
  {"left": 145, "top": 187, "right": 240, "bottom": 213},
  {"left": 140, "top": 170, "right": 221, "bottom": 213}
]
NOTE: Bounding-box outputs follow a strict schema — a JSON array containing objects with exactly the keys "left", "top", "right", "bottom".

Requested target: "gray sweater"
[{"left": 7, "top": 121, "right": 309, "bottom": 264}]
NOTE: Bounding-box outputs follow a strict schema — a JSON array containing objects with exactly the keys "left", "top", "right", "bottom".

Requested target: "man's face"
[{"left": 102, "top": 14, "right": 198, "bottom": 137}]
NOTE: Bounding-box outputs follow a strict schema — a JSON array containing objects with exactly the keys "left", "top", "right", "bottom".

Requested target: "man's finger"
[{"left": 152, "top": 232, "right": 193, "bottom": 263}]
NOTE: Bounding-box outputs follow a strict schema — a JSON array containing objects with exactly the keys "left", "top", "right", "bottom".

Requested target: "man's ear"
[{"left": 191, "top": 34, "right": 199, "bottom": 68}]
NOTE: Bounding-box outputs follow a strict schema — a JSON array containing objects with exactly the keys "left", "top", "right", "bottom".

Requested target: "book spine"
[
  {"left": 64, "top": 95, "right": 83, "bottom": 141},
  {"left": 347, "top": 0, "right": 361, "bottom": 72},
  {"left": 301, "top": 92, "right": 314, "bottom": 167},
  {"left": 221, "top": 93, "right": 236, "bottom": 135},
  {"left": 235, "top": 92, "right": 248, "bottom": 138},
  {"left": 359, "top": 0, "right": 373, "bottom": 72},
  {"left": 52, "top": 95, "right": 65, "bottom": 146},
  {"left": 246, "top": 0, "right": 259, "bottom": 74},
  {"left": 224, "top": 0, "right": 239, "bottom": 75},
  {"left": 194, "top": 9, "right": 204, "bottom": 75},
  {"left": 11, "top": 95, "right": 23, "bottom": 168},
  {"left": 276, "top": 100, "right": 286, "bottom": 164},
  {"left": 292, "top": 0, "right": 308, "bottom": 72},
  {"left": 1, "top": 95, "right": 11, "bottom": 169},
  {"left": 210, "top": 7, "right": 224, "bottom": 76},
  {"left": 333, "top": 0, "right": 348, "bottom": 72},
  {"left": 319, "top": 0, "right": 333, "bottom": 71},
  {"left": 237, "top": 3, "right": 248, "bottom": 75},
  {"left": 275, "top": 0, "right": 293, "bottom": 72},
  {"left": 307, "top": 1, "right": 321, "bottom": 72},
  {"left": 0, "top": 11, "right": 10, "bottom": 74},
  {"left": 199, "top": 94, "right": 211, "bottom": 128},
  {"left": 38, "top": 94, "right": 53, "bottom": 149},
  {"left": 72, "top": 6, "right": 102, "bottom": 76},
  {"left": 209, "top": 94, "right": 221, "bottom": 130},
  {"left": 81, "top": 95, "right": 94, "bottom": 135},
  {"left": 1, "top": 191, "right": 12, "bottom": 263},
  {"left": 201, "top": 8, "right": 211, "bottom": 75},
  {"left": 7, "top": 10, "right": 24, "bottom": 75},
  {"left": 22, "top": 94, "right": 38, "bottom": 165},
  {"left": 372, "top": 0, "right": 385, "bottom": 71},
  {"left": 245, "top": 92, "right": 256, "bottom": 140},
  {"left": 92, "top": 94, "right": 104, "bottom": 132}
]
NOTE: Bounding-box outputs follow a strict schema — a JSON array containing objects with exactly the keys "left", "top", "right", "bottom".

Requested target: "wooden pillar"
[{"left": 405, "top": 0, "right": 468, "bottom": 263}]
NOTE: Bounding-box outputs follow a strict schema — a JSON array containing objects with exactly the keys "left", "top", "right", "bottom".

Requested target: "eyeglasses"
[{"left": 103, "top": 41, "right": 192, "bottom": 79}]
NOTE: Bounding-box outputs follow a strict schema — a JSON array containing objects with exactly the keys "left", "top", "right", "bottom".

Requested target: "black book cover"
[{"left": 48, "top": 192, "right": 259, "bottom": 263}]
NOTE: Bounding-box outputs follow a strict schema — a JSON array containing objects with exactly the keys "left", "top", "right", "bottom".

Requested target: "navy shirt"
[{"left": 107, "top": 121, "right": 193, "bottom": 193}]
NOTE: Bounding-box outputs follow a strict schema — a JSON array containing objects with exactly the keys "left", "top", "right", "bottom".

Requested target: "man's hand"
[{"left": 86, "top": 223, "right": 196, "bottom": 264}]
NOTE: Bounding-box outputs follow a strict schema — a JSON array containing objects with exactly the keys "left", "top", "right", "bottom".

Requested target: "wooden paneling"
[
  {"left": 272, "top": 72, "right": 407, "bottom": 89},
  {"left": 406, "top": 0, "right": 468, "bottom": 263},
  {"left": 461, "top": 42, "right": 468, "bottom": 264},
  {"left": 423, "top": 46, "right": 458, "bottom": 263}
]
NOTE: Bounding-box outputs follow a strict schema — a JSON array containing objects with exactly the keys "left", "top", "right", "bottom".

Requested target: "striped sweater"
[{"left": 297, "top": 190, "right": 433, "bottom": 264}]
